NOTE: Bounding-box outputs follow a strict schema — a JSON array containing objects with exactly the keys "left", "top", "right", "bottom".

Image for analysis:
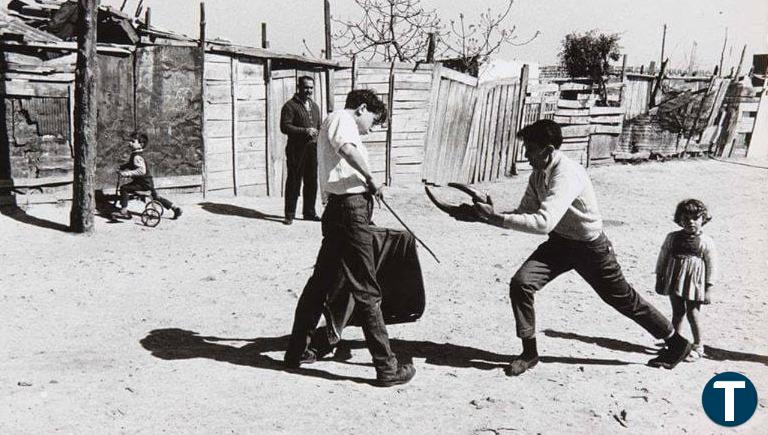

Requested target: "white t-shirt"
[{"left": 317, "top": 109, "right": 369, "bottom": 196}]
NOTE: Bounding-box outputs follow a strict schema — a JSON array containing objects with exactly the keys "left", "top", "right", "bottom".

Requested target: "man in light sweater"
[{"left": 474, "top": 119, "right": 692, "bottom": 376}]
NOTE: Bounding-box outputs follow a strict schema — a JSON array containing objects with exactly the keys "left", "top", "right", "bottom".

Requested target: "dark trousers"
[
  {"left": 286, "top": 193, "right": 397, "bottom": 373},
  {"left": 120, "top": 181, "right": 173, "bottom": 210},
  {"left": 284, "top": 142, "right": 318, "bottom": 218},
  {"left": 509, "top": 232, "right": 674, "bottom": 340}
]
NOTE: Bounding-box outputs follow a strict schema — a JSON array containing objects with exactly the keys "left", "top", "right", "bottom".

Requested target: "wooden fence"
[
  {"left": 422, "top": 65, "right": 559, "bottom": 185},
  {"left": 333, "top": 61, "right": 433, "bottom": 186}
]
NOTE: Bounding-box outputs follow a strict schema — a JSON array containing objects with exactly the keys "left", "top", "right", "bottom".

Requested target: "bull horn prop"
[{"left": 424, "top": 183, "right": 493, "bottom": 222}]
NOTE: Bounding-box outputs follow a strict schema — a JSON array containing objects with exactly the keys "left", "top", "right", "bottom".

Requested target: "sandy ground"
[{"left": 1, "top": 158, "right": 767, "bottom": 434}]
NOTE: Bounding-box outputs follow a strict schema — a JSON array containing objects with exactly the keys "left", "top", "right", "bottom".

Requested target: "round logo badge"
[{"left": 701, "top": 372, "right": 758, "bottom": 426}]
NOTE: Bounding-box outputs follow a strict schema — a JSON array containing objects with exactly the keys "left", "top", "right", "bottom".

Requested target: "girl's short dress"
[{"left": 655, "top": 230, "right": 717, "bottom": 302}]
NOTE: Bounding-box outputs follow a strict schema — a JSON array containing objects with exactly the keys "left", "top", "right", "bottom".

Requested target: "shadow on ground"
[
  {"left": 198, "top": 202, "right": 284, "bottom": 223},
  {"left": 0, "top": 205, "right": 70, "bottom": 232},
  {"left": 141, "top": 328, "right": 645, "bottom": 384},
  {"left": 544, "top": 329, "right": 768, "bottom": 366}
]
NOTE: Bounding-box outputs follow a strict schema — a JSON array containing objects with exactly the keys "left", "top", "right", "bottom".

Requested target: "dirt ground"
[{"left": 1, "top": 158, "right": 767, "bottom": 434}]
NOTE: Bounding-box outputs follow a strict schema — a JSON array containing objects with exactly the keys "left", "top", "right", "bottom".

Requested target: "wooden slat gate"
[{"left": 423, "top": 65, "right": 555, "bottom": 185}]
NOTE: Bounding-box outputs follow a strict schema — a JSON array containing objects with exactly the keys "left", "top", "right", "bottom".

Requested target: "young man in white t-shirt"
[{"left": 284, "top": 89, "right": 416, "bottom": 387}]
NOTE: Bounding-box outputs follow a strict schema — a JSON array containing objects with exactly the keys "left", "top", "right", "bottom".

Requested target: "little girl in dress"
[{"left": 656, "top": 199, "right": 717, "bottom": 361}]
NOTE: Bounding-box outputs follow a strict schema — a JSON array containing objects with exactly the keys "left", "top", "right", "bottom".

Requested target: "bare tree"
[
  {"left": 333, "top": 0, "right": 440, "bottom": 62},
  {"left": 438, "top": 1, "right": 539, "bottom": 75},
  {"left": 333, "top": 0, "right": 536, "bottom": 70}
]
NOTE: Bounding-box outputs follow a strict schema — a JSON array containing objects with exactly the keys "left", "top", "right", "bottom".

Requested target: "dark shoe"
[
  {"left": 504, "top": 354, "right": 539, "bottom": 376},
  {"left": 111, "top": 210, "right": 131, "bottom": 220},
  {"left": 172, "top": 206, "right": 183, "bottom": 220},
  {"left": 375, "top": 363, "right": 416, "bottom": 387},
  {"left": 303, "top": 213, "right": 321, "bottom": 222},
  {"left": 284, "top": 349, "right": 317, "bottom": 369},
  {"left": 648, "top": 337, "right": 692, "bottom": 369},
  {"left": 283, "top": 217, "right": 293, "bottom": 225}
]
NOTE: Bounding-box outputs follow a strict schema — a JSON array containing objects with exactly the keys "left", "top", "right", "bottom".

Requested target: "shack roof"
[
  {"left": 0, "top": 6, "right": 61, "bottom": 42},
  {"left": 5, "top": 0, "right": 340, "bottom": 69}
]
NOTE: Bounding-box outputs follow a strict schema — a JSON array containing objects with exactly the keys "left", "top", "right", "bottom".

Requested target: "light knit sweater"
[{"left": 501, "top": 150, "right": 603, "bottom": 241}]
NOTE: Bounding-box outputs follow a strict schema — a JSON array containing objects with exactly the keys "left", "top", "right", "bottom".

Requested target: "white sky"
[{"left": 104, "top": 0, "right": 768, "bottom": 71}]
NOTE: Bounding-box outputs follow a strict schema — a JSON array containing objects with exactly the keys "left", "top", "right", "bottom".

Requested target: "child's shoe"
[
  {"left": 685, "top": 344, "right": 705, "bottom": 362},
  {"left": 172, "top": 206, "right": 183, "bottom": 220}
]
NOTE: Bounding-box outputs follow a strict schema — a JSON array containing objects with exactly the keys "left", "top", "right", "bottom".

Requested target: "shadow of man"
[
  {"left": 544, "top": 328, "right": 768, "bottom": 366},
  {"left": 140, "top": 328, "right": 372, "bottom": 385},
  {"left": 141, "top": 328, "right": 634, "bottom": 381},
  {"left": 198, "top": 202, "right": 285, "bottom": 223}
]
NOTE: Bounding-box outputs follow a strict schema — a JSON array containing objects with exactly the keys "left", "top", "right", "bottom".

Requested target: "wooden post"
[
  {"left": 384, "top": 61, "right": 396, "bottom": 185},
  {"left": 231, "top": 57, "right": 239, "bottom": 196},
  {"left": 199, "top": 2, "right": 207, "bottom": 197},
  {"left": 324, "top": 0, "right": 332, "bottom": 59},
  {"left": 144, "top": 7, "right": 151, "bottom": 28},
  {"left": 620, "top": 54, "right": 627, "bottom": 82},
  {"left": 649, "top": 59, "right": 668, "bottom": 108},
  {"left": 718, "top": 28, "right": 728, "bottom": 77},
  {"left": 262, "top": 23, "right": 273, "bottom": 195},
  {"left": 351, "top": 54, "right": 357, "bottom": 90},
  {"left": 70, "top": 0, "right": 99, "bottom": 233},
  {"left": 660, "top": 24, "right": 667, "bottom": 68},
  {"left": 512, "top": 64, "right": 530, "bottom": 175},
  {"left": 323, "top": 2, "right": 335, "bottom": 113},
  {"left": 426, "top": 33, "right": 436, "bottom": 63},
  {"left": 733, "top": 44, "right": 747, "bottom": 80}
]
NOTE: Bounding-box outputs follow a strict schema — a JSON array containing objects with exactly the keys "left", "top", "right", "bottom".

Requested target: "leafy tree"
[{"left": 559, "top": 30, "right": 621, "bottom": 104}]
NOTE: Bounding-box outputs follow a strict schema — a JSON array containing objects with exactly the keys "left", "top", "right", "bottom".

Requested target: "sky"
[{"left": 103, "top": 0, "right": 768, "bottom": 72}]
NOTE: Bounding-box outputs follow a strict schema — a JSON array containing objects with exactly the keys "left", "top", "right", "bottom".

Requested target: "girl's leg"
[
  {"left": 686, "top": 301, "right": 703, "bottom": 346},
  {"left": 669, "top": 294, "right": 686, "bottom": 334}
]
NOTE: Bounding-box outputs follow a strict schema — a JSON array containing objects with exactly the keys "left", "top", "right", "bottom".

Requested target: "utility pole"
[
  {"left": 70, "top": 0, "right": 99, "bottom": 233},
  {"left": 660, "top": 24, "right": 667, "bottom": 67}
]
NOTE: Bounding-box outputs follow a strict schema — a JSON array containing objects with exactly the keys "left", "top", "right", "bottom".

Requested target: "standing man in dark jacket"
[{"left": 280, "top": 75, "right": 321, "bottom": 225}]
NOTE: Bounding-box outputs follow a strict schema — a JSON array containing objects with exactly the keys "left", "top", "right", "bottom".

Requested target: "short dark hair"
[
  {"left": 130, "top": 132, "right": 148, "bottom": 147},
  {"left": 516, "top": 119, "right": 563, "bottom": 149},
  {"left": 344, "top": 89, "right": 388, "bottom": 124},
  {"left": 297, "top": 76, "right": 314, "bottom": 87},
  {"left": 674, "top": 199, "right": 712, "bottom": 226}
]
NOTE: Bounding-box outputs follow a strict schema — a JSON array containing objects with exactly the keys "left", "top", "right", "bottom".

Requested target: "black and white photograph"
[{"left": 1, "top": 0, "right": 766, "bottom": 433}]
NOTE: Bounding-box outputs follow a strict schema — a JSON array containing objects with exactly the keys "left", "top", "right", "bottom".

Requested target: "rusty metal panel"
[
  {"left": 135, "top": 46, "right": 203, "bottom": 181},
  {"left": 96, "top": 53, "right": 134, "bottom": 187}
]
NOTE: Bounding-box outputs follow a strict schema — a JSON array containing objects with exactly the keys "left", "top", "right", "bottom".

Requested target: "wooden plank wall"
[
  {"left": 233, "top": 59, "right": 267, "bottom": 195},
  {"left": 203, "top": 53, "right": 270, "bottom": 195},
  {"left": 514, "top": 84, "right": 559, "bottom": 162},
  {"left": 622, "top": 75, "right": 653, "bottom": 120},
  {"left": 268, "top": 68, "right": 328, "bottom": 197},
  {"left": 334, "top": 61, "right": 433, "bottom": 185},
  {"left": 204, "top": 53, "right": 237, "bottom": 192},
  {"left": 421, "top": 66, "right": 479, "bottom": 185},
  {"left": 554, "top": 100, "right": 624, "bottom": 164},
  {"left": 422, "top": 69, "right": 559, "bottom": 185}
]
